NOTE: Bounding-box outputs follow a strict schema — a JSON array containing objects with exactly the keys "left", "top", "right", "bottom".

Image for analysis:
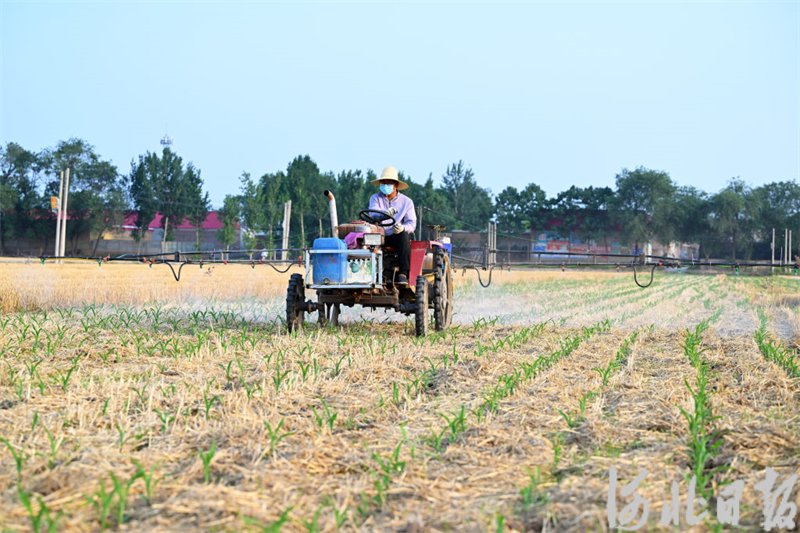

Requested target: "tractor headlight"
[{"left": 364, "top": 233, "right": 382, "bottom": 246}]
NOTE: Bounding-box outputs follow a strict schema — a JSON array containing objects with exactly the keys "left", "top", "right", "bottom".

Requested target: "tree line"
[{"left": 1, "top": 138, "right": 798, "bottom": 259}]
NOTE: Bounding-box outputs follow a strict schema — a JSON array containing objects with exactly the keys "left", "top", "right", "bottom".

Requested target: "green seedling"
[
  {"left": 203, "top": 380, "right": 220, "bottom": 419},
  {"left": 495, "top": 513, "right": 505, "bottom": 533},
  {"left": 297, "top": 360, "right": 311, "bottom": 382},
  {"left": 310, "top": 399, "right": 337, "bottom": 432},
  {"left": 551, "top": 434, "right": 564, "bottom": 474},
  {"left": 41, "top": 424, "right": 63, "bottom": 469},
  {"left": 153, "top": 408, "right": 176, "bottom": 433},
  {"left": 1, "top": 437, "right": 26, "bottom": 480},
  {"left": 86, "top": 478, "right": 115, "bottom": 530},
  {"left": 263, "top": 418, "right": 292, "bottom": 456},
  {"left": 441, "top": 404, "right": 467, "bottom": 439},
  {"left": 132, "top": 460, "right": 157, "bottom": 503},
  {"left": 424, "top": 428, "right": 448, "bottom": 453},
  {"left": 301, "top": 506, "right": 323, "bottom": 533},
  {"left": 558, "top": 408, "right": 582, "bottom": 429},
  {"left": 109, "top": 472, "right": 136, "bottom": 526},
  {"left": 330, "top": 502, "right": 348, "bottom": 529},
  {"left": 273, "top": 366, "right": 291, "bottom": 392},
  {"left": 198, "top": 440, "right": 218, "bottom": 483},
  {"left": 18, "top": 485, "right": 59, "bottom": 533}
]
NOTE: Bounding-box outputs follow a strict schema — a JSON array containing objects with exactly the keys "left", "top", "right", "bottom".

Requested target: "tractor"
[{"left": 285, "top": 191, "right": 453, "bottom": 336}]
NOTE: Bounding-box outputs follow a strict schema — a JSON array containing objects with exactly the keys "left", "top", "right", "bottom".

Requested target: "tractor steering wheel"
[{"left": 358, "top": 209, "right": 396, "bottom": 228}]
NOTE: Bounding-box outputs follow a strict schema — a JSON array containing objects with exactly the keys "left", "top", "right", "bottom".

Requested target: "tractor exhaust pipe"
[{"left": 323, "top": 190, "right": 338, "bottom": 237}]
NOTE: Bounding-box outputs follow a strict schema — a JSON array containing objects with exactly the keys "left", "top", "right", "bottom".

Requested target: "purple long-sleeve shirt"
[{"left": 368, "top": 192, "right": 417, "bottom": 236}]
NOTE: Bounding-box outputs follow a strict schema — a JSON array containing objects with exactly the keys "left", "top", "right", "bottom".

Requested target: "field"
[{"left": 1, "top": 262, "right": 799, "bottom": 531}]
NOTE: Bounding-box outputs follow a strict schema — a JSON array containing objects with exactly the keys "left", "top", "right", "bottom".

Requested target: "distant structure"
[{"left": 160, "top": 133, "right": 173, "bottom": 147}]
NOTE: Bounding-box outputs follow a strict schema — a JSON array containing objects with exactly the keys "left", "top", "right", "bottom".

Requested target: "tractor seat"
[{"left": 337, "top": 222, "right": 384, "bottom": 240}]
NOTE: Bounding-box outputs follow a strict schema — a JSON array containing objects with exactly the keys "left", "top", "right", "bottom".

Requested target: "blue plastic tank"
[{"left": 312, "top": 238, "right": 348, "bottom": 284}]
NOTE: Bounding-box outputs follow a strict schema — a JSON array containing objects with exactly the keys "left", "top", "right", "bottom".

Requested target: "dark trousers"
[{"left": 385, "top": 231, "right": 411, "bottom": 275}]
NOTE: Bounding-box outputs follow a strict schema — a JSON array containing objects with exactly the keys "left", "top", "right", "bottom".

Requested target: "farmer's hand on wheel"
[
  {"left": 386, "top": 207, "right": 397, "bottom": 216},
  {"left": 392, "top": 222, "right": 404, "bottom": 234}
]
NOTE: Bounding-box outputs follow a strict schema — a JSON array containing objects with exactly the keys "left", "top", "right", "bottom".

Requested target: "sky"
[{"left": 1, "top": 0, "right": 798, "bottom": 208}]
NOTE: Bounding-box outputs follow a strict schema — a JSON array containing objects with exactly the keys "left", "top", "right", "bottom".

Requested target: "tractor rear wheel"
[
  {"left": 433, "top": 249, "right": 453, "bottom": 331},
  {"left": 286, "top": 273, "right": 306, "bottom": 332},
  {"left": 415, "top": 275, "right": 429, "bottom": 337}
]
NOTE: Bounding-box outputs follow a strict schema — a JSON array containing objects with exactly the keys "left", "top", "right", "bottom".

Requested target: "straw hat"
[{"left": 371, "top": 165, "right": 409, "bottom": 191}]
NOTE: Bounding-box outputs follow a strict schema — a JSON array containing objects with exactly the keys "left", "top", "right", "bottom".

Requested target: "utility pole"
[
  {"left": 485, "top": 221, "right": 496, "bottom": 268},
  {"left": 59, "top": 168, "right": 71, "bottom": 258},
  {"left": 54, "top": 170, "right": 65, "bottom": 258},
  {"left": 771, "top": 228, "right": 776, "bottom": 265},
  {"left": 790, "top": 230, "right": 793, "bottom": 266},
  {"left": 785, "top": 228, "right": 789, "bottom": 266},
  {"left": 281, "top": 200, "right": 292, "bottom": 261}
]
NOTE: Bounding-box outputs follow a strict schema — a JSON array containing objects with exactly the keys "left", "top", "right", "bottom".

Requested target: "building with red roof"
[{"left": 98, "top": 211, "right": 242, "bottom": 255}]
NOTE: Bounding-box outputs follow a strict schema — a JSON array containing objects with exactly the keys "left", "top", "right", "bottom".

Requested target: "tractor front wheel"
[
  {"left": 415, "top": 275, "right": 429, "bottom": 337},
  {"left": 286, "top": 273, "right": 306, "bottom": 332}
]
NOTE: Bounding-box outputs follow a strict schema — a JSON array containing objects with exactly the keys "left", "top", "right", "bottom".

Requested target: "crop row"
[{"left": 754, "top": 308, "right": 800, "bottom": 378}]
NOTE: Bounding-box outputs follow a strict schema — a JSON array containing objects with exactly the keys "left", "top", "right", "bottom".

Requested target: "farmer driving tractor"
[
  {"left": 369, "top": 166, "right": 417, "bottom": 285},
  {"left": 287, "top": 165, "right": 451, "bottom": 336}
]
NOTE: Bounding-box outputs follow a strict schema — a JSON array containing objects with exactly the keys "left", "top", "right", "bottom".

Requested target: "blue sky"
[{"left": 2, "top": 0, "right": 798, "bottom": 207}]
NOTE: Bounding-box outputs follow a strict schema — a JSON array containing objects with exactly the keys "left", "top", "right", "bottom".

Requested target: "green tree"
[
  {"left": 669, "top": 186, "right": 710, "bottom": 256},
  {"left": 708, "top": 178, "right": 762, "bottom": 260},
  {"left": 495, "top": 186, "right": 524, "bottom": 231},
  {"left": 333, "top": 169, "right": 372, "bottom": 224},
  {"left": 440, "top": 161, "right": 493, "bottom": 229},
  {"left": 128, "top": 148, "right": 207, "bottom": 243},
  {"left": 611, "top": 167, "right": 676, "bottom": 252},
  {"left": 518, "top": 183, "right": 549, "bottom": 235},
  {"left": 184, "top": 165, "right": 210, "bottom": 250},
  {"left": 753, "top": 181, "right": 800, "bottom": 236},
  {"left": 259, "top": 171, "right": 289, "bottom": 253},
  {"left": 286, "top": 155, "right": 320, "bottom": 247},
  {"left": 218, "top": 194, "right": 240, "bottom": 254},
  {"left": 0, "top": 142, "right": 47, "bottom": 254},
  {"left": 576, "top": 186, "right": 615, "bottom": 248},
  {"left": 41, "top": 139, "right": 127, "bottom": 255},
  {"left": 405, "top": 173, "right": 451, "bottom": 238}
]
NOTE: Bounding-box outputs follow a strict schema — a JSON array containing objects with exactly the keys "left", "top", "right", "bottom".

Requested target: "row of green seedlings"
[
  {"left": 0, "top": 304, "right": 285, "bottom": 361},
  {"left": 242, "top": 433, "right": 411, "bottom": 531},
  {"left": 424, "top": 320, "right": 611, "bottom": 454},
  {"left": 500, "top": 328, "right": 643, "bottom": 529},
  {"left": 6, "top": 415, "right": 295, "bottom": 530},
  {"left": 199, "top": 323, "right": 570, "bottom": 529},
  {"left": 384, "top": 322, "right": 549, "bottom": 409},
  {"left": 287, "top": 324, "right": 543, "bottom": 530},
  {"left": 545, "top": 273, "right": 699, "bottom": 318},
  {"left": 0, "top": 303, "right": 267, "bottom": 336},
  {"left": 3, "top": 351, "right": 84, "bottom": 402},
  {"left": 559, "top": 329, "right": 641, "bottom": 428},
  {"left": 486, "top": 274, "right": 629, "bottom": 299},
  {"left": 414, "top": 321, "right": 613, "bottom": 530},
  {"left": 2, "top": 434, "right": 158, "bottom": 532},
  {"left": 677, "top": 311, "right": 725, "bottom": 524},
  {"left": 5, "top": 349, "right": 362, "bottom": 461},
  {"left": 410, "top": 315, "right": 502, "bottom": 350},
  {"left": 614, "top": 276, "right": 706, "bottom": 323},
  {"left": 754, "top": 308, "right": 800, "bottom": 378},
  {"left": 528, "top": 280, "right": 644, "bottom": 317},
  {"left": 120, "top": 356, "right": 355, "bottom": 437},
  {"left": 1, "top": 312, "right": 501, "bottom": 406}
]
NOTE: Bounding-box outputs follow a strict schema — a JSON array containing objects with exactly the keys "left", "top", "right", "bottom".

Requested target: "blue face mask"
[{"left": 380, "top": 183, "right": 395, "bottom": 196}]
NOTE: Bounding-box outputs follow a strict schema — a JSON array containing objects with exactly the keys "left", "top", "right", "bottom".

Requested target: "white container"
[{"left": 346, "top": 258, "right": 373, "bottom": 283}]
